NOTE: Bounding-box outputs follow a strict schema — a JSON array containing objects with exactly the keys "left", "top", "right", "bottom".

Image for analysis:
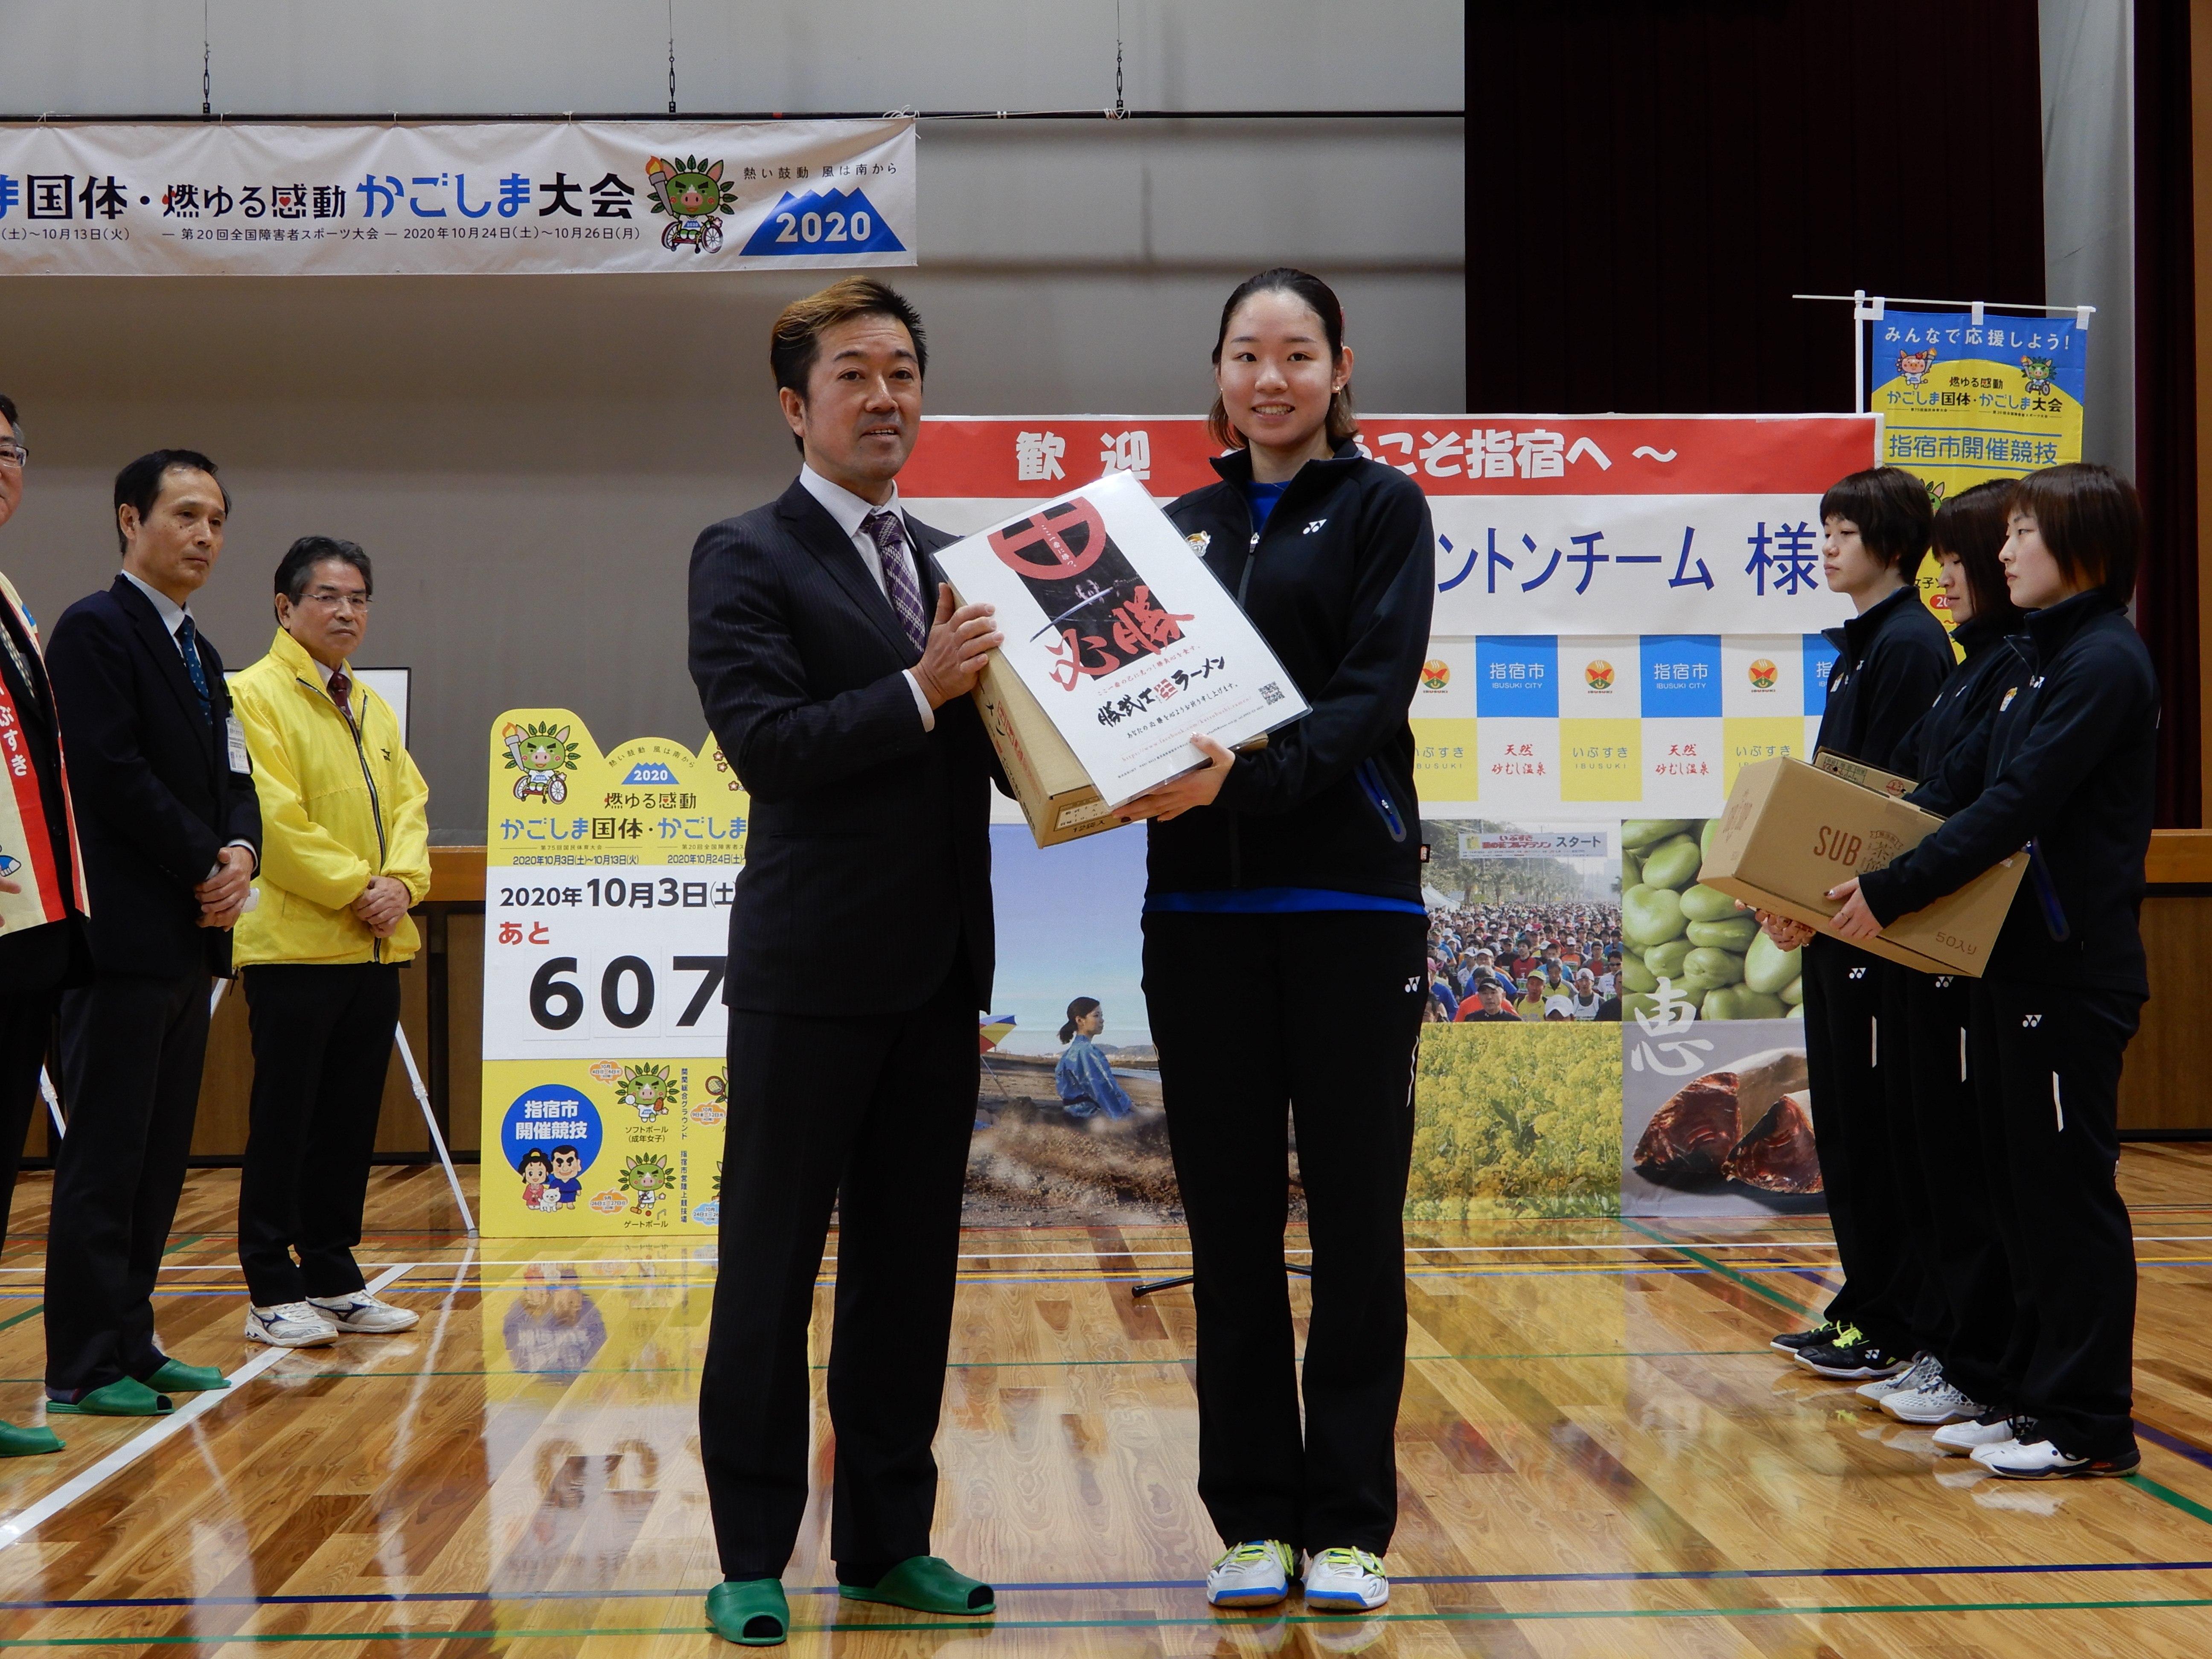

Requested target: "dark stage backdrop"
[
  {"left": 1468, "top": 0, "right": 2202, "bottom": 825},
  {"left": 2135, "top": 0, "right": 2201, "bottom": 828},
  {"left": 1465, "top": 1, "right": 2046, "bottom": 416}
]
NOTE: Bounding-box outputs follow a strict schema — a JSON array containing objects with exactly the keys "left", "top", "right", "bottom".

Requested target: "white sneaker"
[
  {"left": 1933, "top": 1412, "right": 2022, "bottom": 1455},
  {"left": 1981, "top": 1438, "right": 2142, "bottom": 1479},
  {"left": 1883, "top": 1377, "right": 1985, "bottom": 1426},
  {"left": 246, "top": 1301, "right": 340, "bottom": 1347},
  {"left": 1302, "top": 1548, "right": 1388, "bottom": 1612},
  {"left": 309, "top": 1290, "right": 419, "bottom": 1333},
  {"left": 1857, "top": 1351, "right": 1938, "bottom": 1403},
  {"left": 1207, "top": 1540, "right": 1297, "bottom": 1609},
  {"left": 1969, "top": 1416, "right": 2041, "bottom": 1466}
]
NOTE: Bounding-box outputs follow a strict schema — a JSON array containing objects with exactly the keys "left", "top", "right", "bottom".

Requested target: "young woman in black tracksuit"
[
  {"left": 1856, "top": 481, "right": 2029, "bottom": 1427},
  {"left": 1115, "top": 268, "right": 1433, "bottom": 1615},
  {"left": 1763, "top": 469, "right": 1953, "bottom": 1382},
  {"left": 1834, "top": 463, "right": 2157, "bottom": 1478}
]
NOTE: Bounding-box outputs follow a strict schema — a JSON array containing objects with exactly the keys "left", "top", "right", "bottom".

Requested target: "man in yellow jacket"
[{"left": 231, "top": 536, "right": 429, "bottom": 1348}]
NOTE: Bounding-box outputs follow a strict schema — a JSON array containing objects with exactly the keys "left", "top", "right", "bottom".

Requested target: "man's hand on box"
[
  {"left": 1118, "top": 733, "right": 1234, "bottom": 824},
  {"left": 1737, "top": 900, "right": 1817, "bottom": 951},
  {"left": 912, "top": 584, "right": 1002, "bottom": 709},
  {"left": 1825, "top": 876, "right": 1882, "bottom": 941}
]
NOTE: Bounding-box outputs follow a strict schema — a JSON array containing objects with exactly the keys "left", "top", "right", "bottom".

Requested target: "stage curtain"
[
  {"left": 2138, "top": 0, "right": 2201, "bottom": 827},
  {"left": 1464, "top": 0, "right": 2046, "bottom": 415}
]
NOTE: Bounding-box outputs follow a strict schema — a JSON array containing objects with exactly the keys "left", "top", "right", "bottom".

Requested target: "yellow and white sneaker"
[
  {"left": 1206, "top": 1540, "right": 1298, "bottom": 1608},
  {"left": 1303, "top": 1548, "right": 1388, "bottom": 1612}
]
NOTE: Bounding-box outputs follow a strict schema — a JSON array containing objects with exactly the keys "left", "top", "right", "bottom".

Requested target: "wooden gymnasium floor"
[{"left": 0, "top": 1155, "right": 2211, "bottom": 1654}]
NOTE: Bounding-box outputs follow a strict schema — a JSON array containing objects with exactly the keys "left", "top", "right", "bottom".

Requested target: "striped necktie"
[{"left": 862, "top": 510, "right": 931, "bottom": 653}]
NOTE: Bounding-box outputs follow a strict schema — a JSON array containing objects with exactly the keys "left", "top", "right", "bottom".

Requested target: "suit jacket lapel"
[
  {"left": 110, "top": 576, "right": 218, "bottom": 769},
  {"left": 775, "top": 481, "right": 918, "bottom": 663}
]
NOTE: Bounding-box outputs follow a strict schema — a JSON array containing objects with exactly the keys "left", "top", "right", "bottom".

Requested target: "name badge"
[{"left": 227, "top": 713, "right": 251, "bottom": 774}]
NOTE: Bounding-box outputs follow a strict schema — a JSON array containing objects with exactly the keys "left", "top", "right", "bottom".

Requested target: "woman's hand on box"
[
  {"left": 1737, "top": 901, "right": 1817, "bottom": 952},
  {"left": 1825, "top": 876, "right": 1882, "bottom": 941},
  {"left": 1118, "top": 733, "right": 1234, "bottom": 824}
]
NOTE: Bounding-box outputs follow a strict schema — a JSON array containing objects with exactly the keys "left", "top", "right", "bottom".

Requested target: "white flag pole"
[
  {"left": 395, "top": 1023, "right": 477, "bottom": 1237},
  {"left": 35, "top": 1069, "right": 63, "bottom": 1140}
]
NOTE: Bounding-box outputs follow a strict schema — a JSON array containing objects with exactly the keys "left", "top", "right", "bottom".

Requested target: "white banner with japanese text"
[{"left": 0, "top": 119, "right": 912, "bottom": 274}]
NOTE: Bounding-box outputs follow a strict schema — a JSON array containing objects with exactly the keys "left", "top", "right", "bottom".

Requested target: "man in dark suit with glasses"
[
  {"left": 687, "top": 278, "right": 1005, "bottom": 1646},
  {"left": 0, "top": 396, "right": 90, "bottom": 1456}
]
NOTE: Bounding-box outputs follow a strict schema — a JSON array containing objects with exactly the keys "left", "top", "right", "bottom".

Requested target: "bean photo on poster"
[{"left": 1620, "top": 816, "right": 1803, "bottom": 1023}]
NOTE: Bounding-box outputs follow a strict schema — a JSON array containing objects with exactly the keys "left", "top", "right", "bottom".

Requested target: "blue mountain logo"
[
  {"left": 740, "top": 186, "right": 907, "bottom": 256},
  {"left": 622, "top": 762, "right": 677, "bottom": 785}
]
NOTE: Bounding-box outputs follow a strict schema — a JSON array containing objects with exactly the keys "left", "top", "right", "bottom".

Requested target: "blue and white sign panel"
[{"left": 0, "top": 119, "right": 914, "bottom": 275}]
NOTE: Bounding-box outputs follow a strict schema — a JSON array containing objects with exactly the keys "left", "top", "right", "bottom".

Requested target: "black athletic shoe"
[
  {"left": 1770, "top": 1322, "right": 1841, "bottom": 1355},
  {"left": 1794, "top": 1324, "right": 1913, "bottom": 1381}
]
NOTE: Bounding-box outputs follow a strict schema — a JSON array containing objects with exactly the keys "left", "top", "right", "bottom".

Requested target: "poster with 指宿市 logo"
[
  {"left": 480, "top": 710, "right": 748, "bottom": 1237},
  {"left": 1869, "top": 310, "right": 2087, "bottom": 632}
]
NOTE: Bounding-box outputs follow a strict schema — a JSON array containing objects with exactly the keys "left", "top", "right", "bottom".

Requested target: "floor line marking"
[
  {"left": 9, "top": 1597, "right": 2212, "bottom": 1642},
  {"left": 2130, "top": 1473, "right": 2212, "bottom": 1528},
  {"left": 0, "top": 1261, "right": 414, "bottom": 1551},
  {"left": 1616, "top": 1218, "right": 1819, "bottom": 1316},
  {"left": 8, "top": 1558, "right": 2212, "bottom": 1610}
]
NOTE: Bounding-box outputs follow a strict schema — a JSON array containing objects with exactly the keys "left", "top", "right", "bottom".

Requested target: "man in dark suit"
[
  {"left": 0, "top": 394, "right": 88, "bottom": 1456},
  {"left": 688, "top": 278, "right": 1005, "bottom": 1646},
  {"left": 41, "top": 449, "right": 260, "bottom": 1418}
]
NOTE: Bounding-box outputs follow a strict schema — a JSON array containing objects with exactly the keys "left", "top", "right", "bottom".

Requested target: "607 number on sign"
[{"left": 528, "top": 954, "right": 725, "bottom": 1031}]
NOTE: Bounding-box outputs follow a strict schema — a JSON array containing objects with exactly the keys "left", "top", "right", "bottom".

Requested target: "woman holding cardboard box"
[
  {"left": 1766, "top": 468, "right": 1953, "bottom": 1386},
  {"left": 1115, "top": 268, "right": 1434, "bottom": 1615},
  {"left": 1854, "top": 482, "right": 2028, "bottom": 1430},
  {"left": 1828, "top": 463, "right": 2157, "bottom": 1479}
]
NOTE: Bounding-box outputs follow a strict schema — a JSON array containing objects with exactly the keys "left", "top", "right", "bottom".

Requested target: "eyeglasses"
[
  {"left": 0, "top": 444, "right": 26, "bottom": 472},
  {"left": 299, "top": 588, "right": 371, "bottom": 613}
]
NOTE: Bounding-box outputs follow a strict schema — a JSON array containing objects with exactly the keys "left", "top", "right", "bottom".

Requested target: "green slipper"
[
  {"left": 705, "top": 1578, "right": 789, "bottom": 1646},
  {"left": 0, "top": 1421, "right": 62, "bottom": 1456},
  {"left": 47, "top": 1378, "right": 173, "bottom": 1417},
  {"left": 143, "top": 1359, "right": 229, "bottom": 1394},
  {"left": 838, "top": 1555, "right": 995, "bottom": 1616}
]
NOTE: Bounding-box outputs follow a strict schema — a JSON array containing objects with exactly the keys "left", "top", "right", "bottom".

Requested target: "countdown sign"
[{"left": 481, "top": 709, "right": 746, "bottom": 1237}]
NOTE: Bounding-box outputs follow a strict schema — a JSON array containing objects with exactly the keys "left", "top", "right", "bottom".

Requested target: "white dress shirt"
[
  {"left": 798, "top": 465, "right": 937, "bottom": 731},
  {"left": 118, "top": 566, "right": 256, "bottom": 876},
  {"left": 120, "top": 566, "right": 195, "bottom": 646}
]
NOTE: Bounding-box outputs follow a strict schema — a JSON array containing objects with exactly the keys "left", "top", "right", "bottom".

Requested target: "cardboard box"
[
  {"left": 967, "top": 653, "right": 1268, "bottom": 848},
  {"left": 1698, "top": 756, "right": 2026, "bottom": 976},
  {"left": 969, "top": 651, "right": 1121, "bottom": 847},
  {"left": 1813, "top": 747, "right": 1916, "bottom": 801},
  {"left": 931, "top": 474, "right": 1308, "bottom": 848}
]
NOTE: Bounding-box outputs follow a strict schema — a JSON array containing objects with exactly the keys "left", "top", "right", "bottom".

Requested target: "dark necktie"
[
  {"left": 176, "top": 614, "right": 212, "bottom": 724},
  {"left": 328, "top": 669, "right": 353, "bottom": 722},
  {"left": 862, "top": 510, "right": 931, "bottom": 653}
]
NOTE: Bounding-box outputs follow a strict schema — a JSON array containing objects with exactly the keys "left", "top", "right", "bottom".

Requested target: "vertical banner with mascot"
[
  {"left": 1868, "top": 310, "right": 2087, "bottom": 629},
  {"left": 480, "top": 710, "right": 748, "bottom": 1236}
]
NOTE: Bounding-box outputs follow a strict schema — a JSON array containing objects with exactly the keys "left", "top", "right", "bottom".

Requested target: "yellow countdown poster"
[{"left": 482, "top": 709, "right": 746, "bottom": 1237}]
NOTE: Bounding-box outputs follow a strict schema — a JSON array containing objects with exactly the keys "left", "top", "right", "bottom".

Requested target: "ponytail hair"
[
  {"left": 1059, "top": 996, "right": 1102, "bottom": 1045},
  {"left": 1206, "top": 267, "right": 1359, "bottom": 451}
]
